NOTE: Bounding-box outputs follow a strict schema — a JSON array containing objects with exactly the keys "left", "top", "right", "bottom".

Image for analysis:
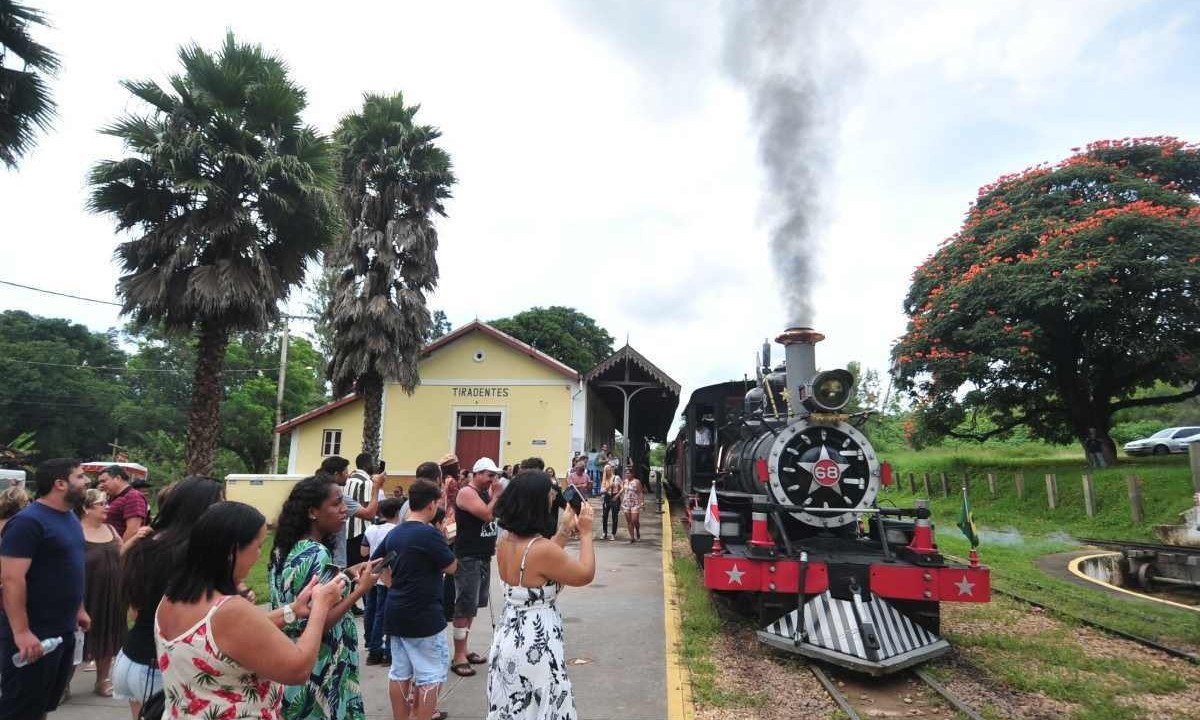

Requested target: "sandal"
[
  {"left": 466, "top": 652, "right": 488, "bottom": 665},
  {"left": 432, "top": 712, "right": 449, "bottom": 720},
  {"left": 450, "top": 662, "right": 476, "bottom": 677},
  {"left": 94, "top": 679, "right": 114, "bottom": 698}
]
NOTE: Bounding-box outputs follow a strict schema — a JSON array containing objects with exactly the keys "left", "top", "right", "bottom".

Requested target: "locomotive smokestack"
[
  {"left": 775, "top": 327, "right": 825, "bottom": 414},
  {"left": 761, "top": 339, "right": 771, "bottom": 371}
]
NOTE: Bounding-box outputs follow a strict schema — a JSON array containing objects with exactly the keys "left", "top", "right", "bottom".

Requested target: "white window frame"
[
  {"left": 322, "top": 429, "right": 342, "bottom": 457},
  {"left": 449, "top": 406, "right": 507, "bottom": 465}
]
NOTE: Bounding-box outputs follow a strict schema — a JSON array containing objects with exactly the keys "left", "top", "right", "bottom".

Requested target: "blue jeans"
[
  {"left": 364, "top": 584, "right": 388, "bottom": 653},
  {"left": 589, "top": 468, "right": 601, "bottom": 494}
]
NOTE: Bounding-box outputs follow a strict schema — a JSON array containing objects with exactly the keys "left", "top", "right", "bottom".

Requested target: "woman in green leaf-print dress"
[{"left": 269, "top": 475, "right": 379, "bottom": 720}]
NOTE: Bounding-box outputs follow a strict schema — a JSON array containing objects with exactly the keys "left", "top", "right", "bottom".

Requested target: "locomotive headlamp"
[{"left": 803, "top": 369, "right": 854, "bottom": 412}]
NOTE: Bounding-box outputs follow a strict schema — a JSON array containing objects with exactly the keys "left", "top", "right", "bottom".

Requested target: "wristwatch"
[{"left": 281, "top": 603, "right": 296, "bottom": 624}]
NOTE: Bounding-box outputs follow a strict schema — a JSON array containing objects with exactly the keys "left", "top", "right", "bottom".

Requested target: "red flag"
[{"left": 704, "top": 483, "right": 721, "bottom": 537}]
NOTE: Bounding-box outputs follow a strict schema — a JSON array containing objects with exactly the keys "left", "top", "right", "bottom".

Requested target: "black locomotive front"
[{"left": 669, "top": 327, "right": 991, "bottom": 675}]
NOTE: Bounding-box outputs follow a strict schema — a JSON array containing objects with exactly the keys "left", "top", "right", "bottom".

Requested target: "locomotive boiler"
[{"left": 665, "top": 327, "right": 991, "bottom": 675}]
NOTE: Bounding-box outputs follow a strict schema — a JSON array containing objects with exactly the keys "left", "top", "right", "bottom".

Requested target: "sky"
[{"left": 3, "top": 0, "right": 1200, "bottom": 410}]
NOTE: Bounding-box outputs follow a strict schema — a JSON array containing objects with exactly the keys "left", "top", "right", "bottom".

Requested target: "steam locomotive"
[{"left": 664, "top": 327, "right": 991, "bottom": 675}]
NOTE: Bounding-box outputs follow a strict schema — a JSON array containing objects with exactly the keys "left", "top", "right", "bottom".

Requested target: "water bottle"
[
  {"left": 73, "top": 628, "right": 85, "bottom": 665},
  {"left": 11, "top": 636, "right": 62, "bottom": 668}
]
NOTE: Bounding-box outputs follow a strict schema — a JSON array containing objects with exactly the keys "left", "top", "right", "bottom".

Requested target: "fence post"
[
  {"left": 987, "top": 472, "right": 997, "bottom": 498},
  {"left": 922, "top": 472, "right": 932, "bottom": 496},
  {"left": 1082, "top": 474, "right": 1096, "bottom": 517},
  {"left": 1191, "top": 444, "right": 1200, "bottom": 493},
  {"left": 1014, "top": 472, "right": 1025, "bottom": 500},
  {"left": 908, "top": 472, "right": 916, "bottom": 494},
  {"left": 1045, "top": 473, "right": 1058, "bottom": 509},
  {"left": 939, "top": 472, "right": 949, "bottom": 497},
  {"left": 1127, "top": 475, "right": 1144, "bottom": 523}
]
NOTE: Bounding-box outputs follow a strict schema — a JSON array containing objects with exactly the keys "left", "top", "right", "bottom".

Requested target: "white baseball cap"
[{"left": 472, "top": 457, "right": 501, "bottom": 474}]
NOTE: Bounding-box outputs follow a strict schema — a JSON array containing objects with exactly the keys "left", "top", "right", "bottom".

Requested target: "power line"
[
  {"left": 0, "top": 278, "right": 319, "bottom": 322},
  {"left": 0, "top": 358, "right": 280, "bottom": 374},
  {"left": 0, "top": 279, "right": 122, "bottom": 307}
]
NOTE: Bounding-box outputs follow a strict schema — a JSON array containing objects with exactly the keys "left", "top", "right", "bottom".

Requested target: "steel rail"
[
  {"left": 1077, "top": 538, "right": 1200, "bottom": 556},
  {"left": 913, "top": 668, "right": 987, "bottom": 720},
  {"left": 808, "top": 663, "right": 862, "bottom": 720}
]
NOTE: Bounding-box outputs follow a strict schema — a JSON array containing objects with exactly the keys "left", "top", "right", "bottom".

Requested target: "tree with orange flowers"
[{"left": 893, "top": 137, "right": 1200, "bottom": 463}]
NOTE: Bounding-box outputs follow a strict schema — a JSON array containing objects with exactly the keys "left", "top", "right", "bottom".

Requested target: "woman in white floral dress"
[{"left": 486, "top": 471, "right": 596, "bottom": 720}]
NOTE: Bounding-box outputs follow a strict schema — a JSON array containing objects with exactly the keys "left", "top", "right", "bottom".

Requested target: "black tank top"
[{"left": 455, "top": 485, "right": 498, "bottom": 558}]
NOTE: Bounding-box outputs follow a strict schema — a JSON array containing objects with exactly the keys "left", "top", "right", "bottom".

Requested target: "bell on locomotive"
[{"left": 673, "top": 326, "right": 990, "bottom": 676}]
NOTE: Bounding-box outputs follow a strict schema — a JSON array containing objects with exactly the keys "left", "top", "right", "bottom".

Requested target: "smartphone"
[
  {"left": 562, "top": 485, "right": 583, "bottom": 515},
  {"left": 318, "top": 563, "right": 346, "bottom": 585},
  {"left": 377, "top": 459, "right": 387, "bottom": 474},
  {"left": 380, "top": 550, "right": 398, "bottom": 571}
]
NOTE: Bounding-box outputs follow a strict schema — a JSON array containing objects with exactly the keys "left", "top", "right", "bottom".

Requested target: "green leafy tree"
[
  {"left": 894, "top": 138, "right": 1200, "bottom": 462},
  {"left": 427, "top": 309, "right": 451, "bottom": 341},
  {"left": 0, "top": 0, "right": 59, "bottom": 168},
  {"left": 326, "top": 93, "right": 455, "bottom": 463},
  {"left": 222, "top": 331, "right": 327, "bottom": 471},
  {"left": 0, "top": 311, "right": 126, "bottom": 459},
  {"left": 88, "top": 33, "right": 340, "bottom": 475},
  {"left": 490, "top": 306, "right": 615, "bottom": 372}
]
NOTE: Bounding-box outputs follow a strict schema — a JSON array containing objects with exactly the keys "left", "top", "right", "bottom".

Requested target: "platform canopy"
[{"left": 585, "top": 345, "right": 681, "bottom": 453}]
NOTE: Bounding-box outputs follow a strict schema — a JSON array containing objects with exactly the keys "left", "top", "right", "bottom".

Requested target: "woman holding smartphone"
[
  {"left": 269, "top": 476, "right": 381, "bottom": 720},
  {"left": 156, "top": 501, "right": 344, "bottom": 720}
]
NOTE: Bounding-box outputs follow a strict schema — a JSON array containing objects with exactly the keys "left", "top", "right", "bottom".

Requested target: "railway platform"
[{"left": 53, "top": 497, "right": 670, "bottom": 720}]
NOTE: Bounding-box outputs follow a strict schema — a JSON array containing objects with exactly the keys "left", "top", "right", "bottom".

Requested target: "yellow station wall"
[{"left": 275, "top": 329, "right": 577, "bottom": 495}]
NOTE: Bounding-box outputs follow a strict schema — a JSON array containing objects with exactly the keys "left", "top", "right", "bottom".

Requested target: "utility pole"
[{"left": 269, "top": 324, "right": 289, "bottom": 473}]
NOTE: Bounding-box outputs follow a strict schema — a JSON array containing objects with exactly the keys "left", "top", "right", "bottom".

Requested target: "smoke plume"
[{"left": 724, "top": 1, "right": 859, "bottom": 327}]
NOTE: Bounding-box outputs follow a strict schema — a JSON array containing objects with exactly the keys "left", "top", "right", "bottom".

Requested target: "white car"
[{"left": 1123, "top": 427, "right": 1200, "bottom": 456}]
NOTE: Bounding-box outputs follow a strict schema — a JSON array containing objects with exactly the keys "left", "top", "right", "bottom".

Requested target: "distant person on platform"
[
  {"left": 1084, "top": 429, "right": 1107, "bottom": 468},
  {"left": 449, "top": 458, "right": 504, "bottom": 677},
  {"left": 346, "top": 454, "right": 385, "bottom": 567},
  {"left": 316, "top": 456, "right": 384, "bottom": 567},
  {"left": 398, "top": 462, "right": 443, "bottom": 523},
  {"left": 0, "top": 458, "right": 90, "bottom": 719},
  {"left": 98, "top": 464, "right": 148, "bottom": 543},
  {"left": 567, "top": 461, "right": 591, "bottom": 498}
]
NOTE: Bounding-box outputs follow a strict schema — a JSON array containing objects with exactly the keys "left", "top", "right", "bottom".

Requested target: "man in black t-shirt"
[
  {"left": 449, "top": 457, "right": 503, "bottom": 676},
  {"left": 376, "top": 480, "right": 457, "bottom": 720}
]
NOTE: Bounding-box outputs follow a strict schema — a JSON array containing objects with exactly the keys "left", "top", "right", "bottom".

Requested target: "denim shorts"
[
  {"left": 112, "top": 650, "right": 163, "bottom": 701},
  {"left": 389, "top": 631, "right": 449, "bottom": 686}
]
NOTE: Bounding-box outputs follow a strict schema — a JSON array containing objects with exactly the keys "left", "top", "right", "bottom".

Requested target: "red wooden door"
[{"left": 455, "top": 412, "right": 501, "bottom": 472}]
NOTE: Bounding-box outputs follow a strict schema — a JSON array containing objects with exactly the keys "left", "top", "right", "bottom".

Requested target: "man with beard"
[{"left": 0, "top": 458, "right": 90, "bottom": 719}]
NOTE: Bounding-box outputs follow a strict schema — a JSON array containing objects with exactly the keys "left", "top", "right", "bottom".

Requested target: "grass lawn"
[
  {"left": 244, "top": 529, "right": 275, "bottom": 602},
  {"left": 875, "top": 450, "right": 1200, "bottom": 648},
  {"left": 937, "top": 593, "right": 1199, "bottom": 720}
]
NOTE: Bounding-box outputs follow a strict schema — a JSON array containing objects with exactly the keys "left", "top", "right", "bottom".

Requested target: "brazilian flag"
[{"left": 957, "top": 486, "right": 979, "bottom": 548}]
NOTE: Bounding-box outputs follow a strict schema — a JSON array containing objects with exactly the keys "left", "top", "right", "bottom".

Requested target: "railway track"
[
  {"left": 990, "top": 585, "right": 1200, "bottom": 664},
  {"left": 809, "top": 662, "right": 987, "bottom": 720},
  {"left": 1077, "top": 537, "right": 1200, "bottom": 556}
]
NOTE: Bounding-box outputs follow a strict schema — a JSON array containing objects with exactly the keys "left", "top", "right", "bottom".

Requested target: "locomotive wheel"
[
  {"left": 890, "top": 599, "right": 941, "bottom": 635},
  {"left": 1136, "top": 563, "right": 1156, "bottom": 590}
]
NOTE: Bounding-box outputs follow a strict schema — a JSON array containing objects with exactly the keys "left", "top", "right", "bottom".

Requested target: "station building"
[{"left": 252, "top": 321, "right": 680, "bottom": 501}]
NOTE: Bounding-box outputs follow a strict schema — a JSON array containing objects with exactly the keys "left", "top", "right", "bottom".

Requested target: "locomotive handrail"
[{"left": 751, "top": 501, "right": 931, "bottom": 520}]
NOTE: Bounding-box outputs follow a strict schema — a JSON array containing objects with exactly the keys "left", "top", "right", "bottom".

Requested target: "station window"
[
  {"left": 458, "top": 412, "right": 501, "bottom": 429},
  {"left": 322, "top": 429, "right": 342, "bottom": 456}
]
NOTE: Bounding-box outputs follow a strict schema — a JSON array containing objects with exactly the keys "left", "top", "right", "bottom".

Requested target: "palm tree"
[
  {"left": 88, "top": 33, "right": 339, "bottom": 475},
  {"left": 326, "top": 93, "right": 455, "bottom": 463},
  {"left": 0, "top": 0, "right": 60, "bottom": 168}
]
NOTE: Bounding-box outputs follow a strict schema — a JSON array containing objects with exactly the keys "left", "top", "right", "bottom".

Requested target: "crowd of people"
[{"left": 0, "top": 447, "right": 650, "bottom": 720}]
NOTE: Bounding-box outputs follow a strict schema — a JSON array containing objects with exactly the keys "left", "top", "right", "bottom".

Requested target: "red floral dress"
[{"left": 155, "top": 595, "right": 283, "bottom": 720}]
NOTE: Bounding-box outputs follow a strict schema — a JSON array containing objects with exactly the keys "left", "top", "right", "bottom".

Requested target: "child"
[{"left": 361, "top": 497, "right": 403, "bottom": 665}]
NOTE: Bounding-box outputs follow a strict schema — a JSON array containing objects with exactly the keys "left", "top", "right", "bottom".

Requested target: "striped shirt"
[{"left": 345, "top": 470, "right": 371, "bottom": 539}]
